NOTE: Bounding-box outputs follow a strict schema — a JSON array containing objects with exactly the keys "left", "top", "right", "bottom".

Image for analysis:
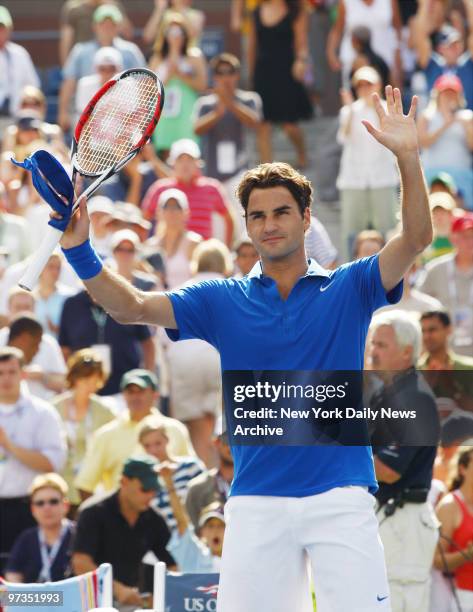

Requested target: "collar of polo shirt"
[{"left": 247, "top": 258, "right": 331, "bottom": 280}]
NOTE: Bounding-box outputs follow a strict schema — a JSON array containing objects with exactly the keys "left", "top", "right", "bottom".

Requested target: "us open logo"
[{"left": 183, "top": 583, "right": 219, "bottom": 611}]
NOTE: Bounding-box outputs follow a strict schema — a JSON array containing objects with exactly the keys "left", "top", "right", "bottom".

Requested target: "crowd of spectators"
[{"left": 0, "top": 0, "right": 472, "bottom": 611}]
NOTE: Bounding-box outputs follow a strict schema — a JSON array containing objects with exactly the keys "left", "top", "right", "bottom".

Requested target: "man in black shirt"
[
  {"left": 72, "top": 458, "right": 175, "bottom": 610},
  {"left": 368, "top": 310, "right": 440, "bottom": 612}
]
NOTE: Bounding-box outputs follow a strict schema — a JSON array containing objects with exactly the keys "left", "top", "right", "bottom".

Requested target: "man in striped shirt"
[{"left": 142, "top": 139, "right": 235, "bottom": 246}]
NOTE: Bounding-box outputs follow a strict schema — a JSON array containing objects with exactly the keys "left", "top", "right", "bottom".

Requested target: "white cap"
[
  {"left": 88, "top": 195, "right": 114, "bottom": 216},
  {"left": 168, "top": 139, "right": 201, "bottom": 165},
  {"left": 93, "top": 46, "right": 123, "bottom": 70},
  {"left": 352, "top": 66, "right": 381, "bottom": 86},
  {"left": 111, "top": 228, "right": 140, "bottom": 250},
  {"left": 157, "top": 188, "right": 189, "bottom": 211}
]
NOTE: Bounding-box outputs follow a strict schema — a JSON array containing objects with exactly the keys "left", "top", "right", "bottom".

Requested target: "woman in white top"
[
  {"left": 327, "top": 0, "right": 402, "bottom": 87},
  {"left": 418, "top": 74, "right": 473, "bottom": 211},
  {"left": 145, "top": 188, "right": 202, "bottom": 289},
  {"left": 336, "top": 67, "right": 399, "bottom": 260}
]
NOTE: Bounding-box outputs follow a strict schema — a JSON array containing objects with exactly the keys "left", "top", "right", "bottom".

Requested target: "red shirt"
[
  {"left": 451, "top": 491, "right": 473, "bottom": 591},
  {"left": 141, "top": 175, "right": 229, "bottom": 240}
]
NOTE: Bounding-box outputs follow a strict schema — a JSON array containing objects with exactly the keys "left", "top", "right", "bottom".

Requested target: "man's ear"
[{"left": 303, "top": 207, "right": 311, "bottom": 232}]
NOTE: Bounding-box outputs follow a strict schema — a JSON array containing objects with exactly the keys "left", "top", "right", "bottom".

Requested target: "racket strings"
[{"left": 76, "top": 73, "right": 160, "bottom": 175}]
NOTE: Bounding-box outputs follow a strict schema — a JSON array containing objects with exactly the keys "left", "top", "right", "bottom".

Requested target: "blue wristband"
[{"left": 61, "top": 239, "right": 103, "bottom": 280}]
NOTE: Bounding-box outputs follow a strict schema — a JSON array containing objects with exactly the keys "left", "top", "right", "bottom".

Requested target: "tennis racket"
[{"left": 19, "top": 67, "right": 165, "bottom": 290}]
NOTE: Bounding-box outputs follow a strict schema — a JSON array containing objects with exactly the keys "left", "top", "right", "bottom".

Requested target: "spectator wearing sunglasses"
[
  {"left": 194, "top": 53, "right": 262, "bottom": 238},
  {"left": 4, "top": 473, "right": 75, "bottom": 584}
]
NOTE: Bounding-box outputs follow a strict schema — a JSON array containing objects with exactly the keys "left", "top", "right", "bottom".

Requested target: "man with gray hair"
[{"left": 367, "top": 309, "right": 440, "bottom": 612}]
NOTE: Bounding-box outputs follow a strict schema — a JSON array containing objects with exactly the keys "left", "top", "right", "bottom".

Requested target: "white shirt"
[
  {"left": 0, "top": 41, "right": 40, "bottom": 115},
  {"left": 337, "top": 98, "right": 399, "bottom": 189},
  {"left": 0, "top": 394, "right": 66, "bottom": 498},
  {"left": 0, "top": 328, "right": 67, "bottom": 400}
]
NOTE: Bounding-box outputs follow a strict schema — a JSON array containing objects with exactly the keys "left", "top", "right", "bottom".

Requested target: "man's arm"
[
  {"left": 58, "top": 78, "right": 76, "bottom": 132},
  {"left": 58, "top": 200, "right": 177, "bottom": 328},
  {"left": 0, "top": 428, "right": 53, "bottom": 472},
  {"left": 374, "top": 457, "right": 401, "bottom": 483},
  {"left": 141, "top": 336, "right": 155, "bottom": 370},
  {"left": 464, "top": 0, "right": 473, "bottom": 56},
  {"left": 363, "top": 86, "right": 432, "bottom": 292},
  {"left": 410, "top": 0, "right": 432, "bottom": 68}
]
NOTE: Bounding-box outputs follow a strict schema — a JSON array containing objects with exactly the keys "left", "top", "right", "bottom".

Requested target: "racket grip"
[{"left": 18, "top": 225, "right": 64, "bottom": 291}]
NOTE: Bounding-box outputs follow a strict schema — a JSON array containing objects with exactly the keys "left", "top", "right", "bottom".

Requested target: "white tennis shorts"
[{"left": 217, "top": 486, "right": 391, "bottom": 612}]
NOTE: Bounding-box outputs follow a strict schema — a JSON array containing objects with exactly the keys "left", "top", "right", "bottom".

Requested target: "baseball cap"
[
  {"left": 198, "top": 502, "right": 225, "bottom": 529},
  {"left": 430, "top": 172, "right": 457, "bottom": 195},
  {"left": 120, "top": 368, "right": 159, "bottom": 391},
  {"left": 436, "top": 25, "right": 461, "bottom": 47},
  {"left": 158, "top": 188, "right": 189, "bottom": 211},
  {"left": 93, "top": 46, "right": 123, "bottom": 69},
  {"left": 351, "top": 66, "right": 380, "bottom": 86},
  {"left": 429, "top": 192, "right": 456, "bottom": 212},
  {"left": 451, "top": 212, "right": 473, "bottom": 234},
  {"left": 0, "top": 6, "right": 12, "bottom": 28},
  {"left": 93, "top": 4, "right": 123, "bottom": 24},
  {"left": 433, "top": 74, "right": 463, "bottom": 94},
  {"left": 441, "top": 412, "right": 473, "bottom": 446},
  {"left": 168, "top": 139, "right": 201, "bottom": 165},
  {"left": 122, "top": 457, "right": 160, "bottom": 491},
  {"left": 111, "top": 228, "right": 140, "bottom": 251}
]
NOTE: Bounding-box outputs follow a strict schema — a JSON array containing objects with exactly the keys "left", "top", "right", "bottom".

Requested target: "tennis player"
[{"left": 57, "top": 87, "right": 432, "bottom": 612}]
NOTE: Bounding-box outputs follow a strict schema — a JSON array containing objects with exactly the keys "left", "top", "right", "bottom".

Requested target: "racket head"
[{"left": 72, "top": 68, "right": 164, "bottom": 177}]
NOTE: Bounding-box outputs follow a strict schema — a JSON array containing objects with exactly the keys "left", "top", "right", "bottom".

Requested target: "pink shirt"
[{"left": 142, "top": 176, "right": 229, "bottom": 240}]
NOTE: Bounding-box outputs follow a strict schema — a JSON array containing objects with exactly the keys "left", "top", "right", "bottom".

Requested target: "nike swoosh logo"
[
  {"left": 320, "top": 280, "right": 335, "bottom": 292},
  {"left": 377, "top": 595, "right": 389, "bottom": 602}
]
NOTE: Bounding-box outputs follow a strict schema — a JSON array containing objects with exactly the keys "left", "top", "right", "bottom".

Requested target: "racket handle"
[{"left": 18, "top": 225, "right": 64, "bottom": 291}]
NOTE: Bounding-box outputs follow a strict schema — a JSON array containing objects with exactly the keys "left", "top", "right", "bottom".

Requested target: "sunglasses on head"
[{"left": 32, "top": 498, "right": 61, "bottom": 507}]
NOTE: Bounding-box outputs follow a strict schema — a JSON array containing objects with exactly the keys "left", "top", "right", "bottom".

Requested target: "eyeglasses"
[
  {"left": 32, "top": 498, "right": 61, "bottom": 507},
  {"left": 114, "top": 247, "right": 135, "bottom": 253}
]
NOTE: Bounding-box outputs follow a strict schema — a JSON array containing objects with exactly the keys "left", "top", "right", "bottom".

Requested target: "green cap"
[
  {"left": 122, "top": 457, "right": 160, "bottom": 491},
  {"left": 0, "top": 6, "right": 13, "bottom": 28},
  {"left": 93, "top": 4, "right": 123, "bottom": 24},
  {"left": 430, "top": 172, "right": 457, "bottom": 195},
  {"left": 120, "top": 369, "right": 159, "bottom": 391}
]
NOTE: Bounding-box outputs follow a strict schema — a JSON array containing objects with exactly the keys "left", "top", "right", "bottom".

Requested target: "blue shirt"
[
  {"left": 424, "top": 52, "right": 473, "bottom": 110},
  {"left": 166, "top": 255, "right": 402, "bottom": 497}
]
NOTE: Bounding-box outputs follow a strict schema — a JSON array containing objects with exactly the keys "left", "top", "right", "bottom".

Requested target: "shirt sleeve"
[
  {"left": 5, "top": 530, "right": 34, "bottom": 574},
  {"left": 374, "top": 445, "right": 420, "bottom": 476},
  {"left": 62, "top": 44, "right": 81, "bottom": 80},
  {"left": 165, "top": 280, "right": 222, "bottom": 348},
  {"left": 346, "top": 254, "right": 403, "bottom": 314},
  {"left": 211, "top": 182, "right": 231, "bottom": 215},
  {"left": 151, "top": 513, "right": 175, "bottom": 567},
  {"left": 72, "top": 506, "right": 102, "bottom": 561},
  {"left": 74, "top": 430, "right": 107, "bottom": 493},
  {"left": 166, "top": 527, "right": 213, "bottom": 573}
]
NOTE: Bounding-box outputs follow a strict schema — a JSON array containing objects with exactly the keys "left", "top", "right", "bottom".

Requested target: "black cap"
[{"left": 122, "top": 457, "right": 160, "bottom": 491}]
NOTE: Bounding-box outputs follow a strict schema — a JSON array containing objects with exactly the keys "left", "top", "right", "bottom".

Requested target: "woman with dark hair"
[
  {"left": 350, "top": 25, "right": 390, "bottom": 90},
  {"left": 52, "top": 349, "right": 115, "bottom": 512},
  {"left": 149, "top": 16, "right": 207, "bottom": 157},
  {"left": 248, "top": 0, "right": 313, "bottom": 167},
  {"left": 434, "top": 445, "right": 473, "bottom": 612}
]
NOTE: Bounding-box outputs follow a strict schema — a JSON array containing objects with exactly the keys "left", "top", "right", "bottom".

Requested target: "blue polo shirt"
[
  {"left": 424, "top": 52, "right": 473, "bottom": 110},
  {"left": 166, "top": 254, "right": 402, "bottom": 497}
]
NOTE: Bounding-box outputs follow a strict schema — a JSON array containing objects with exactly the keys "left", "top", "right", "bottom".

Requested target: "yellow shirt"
[{"left": 74, "top": 408, "right": 195, "bottom": 494}]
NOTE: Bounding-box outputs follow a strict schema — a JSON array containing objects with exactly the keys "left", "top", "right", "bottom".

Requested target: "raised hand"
[{"left": 362, "top": 86, "right": 419, "bottom": 158}]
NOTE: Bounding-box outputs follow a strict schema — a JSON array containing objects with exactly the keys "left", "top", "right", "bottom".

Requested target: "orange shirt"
[{"left": 451, "top": 491, "right": 473, "bottom": 591}]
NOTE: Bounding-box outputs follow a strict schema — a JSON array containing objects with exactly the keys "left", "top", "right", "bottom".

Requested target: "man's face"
[
  {"left": 214, "top": 64, "right": 239, "bottom": 92},
  {"left": 121, "top": 476, "right": 157, "bottom": 513},
  {"left": 8, "top": 294, "right": 35, "bottom": 318},
  {"left": 421, "top": 316, "right": 450, "bottom": 354},
  {"left": 0, "top": 357, "right": 22, "bottom": 402},
  {"left": 94, "top": 18, "right": 119, "bottom": 41},
  {"left": 200, "top": 518, "right": 225, "bottom": 557},
  {"left": 369, "top": 325, "right": 412, "bottom": 371},
  {"left": 31, "top": 487, "right": 68, "bottom": 530},
  {"left": 438, "top": 40, "right": 464, "bottom": 64},
  {"left": 173, "top": 154, "right": 199, "bottom": 183},
  {"left": 452, "top": 228, "right": 473, "bottom": 259},
  {"left": 215, "top": 436, "right": 233, "bottom": 466},
  {"left": 245, "top": 186, "right": 310, "bottom": 262},
  {"left": 12, "top": 332, "right": 42, "bottom": 364},
  {"left": 0, "top": 25, "right": 10, "bottom": 48},
  {"left": 236, "top": 243, "right": 259, "bottom": 275},
  {"left": 431, "top": 207, "right": 453, "bottom": 236},
  {"left": 123, "top": 384, "right": 156, "bottom": 417}
]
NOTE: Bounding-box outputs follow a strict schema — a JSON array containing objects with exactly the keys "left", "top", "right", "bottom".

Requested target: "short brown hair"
[
  {"left": 138, "top": 416, "right": 168, "bottom": 443},
  {"left": 210, "top": 52, "right": 240, "bottom": 73},
  {"left": 237, "top": 163, "right": 313, "bottom": 217},
  {"left": 353, "top": 230, "right": 385, "bottom": 258},
  {"left": 66, "top": 348, "right": 106, "bottom": 388},
  {"left": 29, "top": 473, "right": 68, "bottom": 498}
]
